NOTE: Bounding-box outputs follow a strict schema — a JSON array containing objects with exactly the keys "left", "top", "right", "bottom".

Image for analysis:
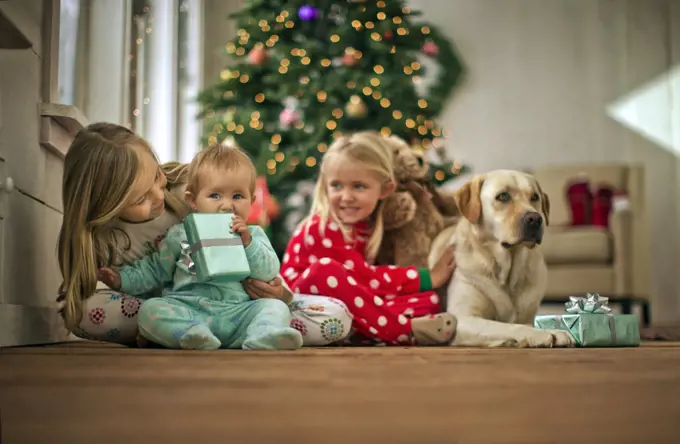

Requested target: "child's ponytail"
[
  {"left": 161, "top": 161, "right": 190, "bottom": 219},
  {"left": 161, "top": 161, "right": 188, "bottom": 186}
]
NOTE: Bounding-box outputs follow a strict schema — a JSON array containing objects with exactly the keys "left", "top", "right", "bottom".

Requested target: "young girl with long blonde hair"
[
  {"left": 280, "top": 131, "right": 457, "bottom": 346},
  {"left": 57, "top": 122, "right": 351, "bottom": 346}
]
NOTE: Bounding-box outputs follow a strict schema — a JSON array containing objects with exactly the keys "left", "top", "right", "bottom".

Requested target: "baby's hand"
[
  {"left": 231, "top": 215, "right": 252, "bottom": 246},
  {"left": 98, "top": 267, "right": 122, "bottom": 290}
]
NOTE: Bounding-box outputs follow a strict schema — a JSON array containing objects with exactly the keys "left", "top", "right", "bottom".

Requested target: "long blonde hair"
[
  {"left": 57, "top": 123, "right": 190, "bottom": 330},
  {"left": 309, "top": 131, "right": 395, "bottom": 261}
]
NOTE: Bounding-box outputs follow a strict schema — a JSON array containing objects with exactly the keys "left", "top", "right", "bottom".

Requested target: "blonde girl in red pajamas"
[{"left": 281, "top": 131, "right": 457, "bottom": 346}]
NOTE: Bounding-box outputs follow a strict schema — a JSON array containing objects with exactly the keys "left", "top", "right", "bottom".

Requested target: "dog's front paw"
[
  {"left": 517, "top": 329, "right": 575, "bottom": 348},
  {"left": 546, "top": 329, "right": 576, "bottom": 347}
]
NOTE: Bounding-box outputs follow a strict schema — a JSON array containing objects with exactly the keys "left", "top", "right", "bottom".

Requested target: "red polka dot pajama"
[{"left": 281, "top": 215, "right": 440, "bottom": 345}]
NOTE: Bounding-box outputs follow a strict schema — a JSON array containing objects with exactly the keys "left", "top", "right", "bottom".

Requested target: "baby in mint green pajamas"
[{"left": 99, "top": 145, "right": 303, "bottom": 350}]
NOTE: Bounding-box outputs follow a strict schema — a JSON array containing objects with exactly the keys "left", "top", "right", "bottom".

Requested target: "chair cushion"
[
  {"left": 544, "top": 265, "right": 614, "bottom": 298},
  {"left": 542, "top": 226, "right": 611, "bottom": 264}
]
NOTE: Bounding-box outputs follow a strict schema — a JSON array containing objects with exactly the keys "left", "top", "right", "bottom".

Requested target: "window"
[
  {"left": 57, "top": 0, "right": 205, "bottom": 162},
  {"left": 128, "top": 0, "right": 204, "bottom": 163},
  {"left": 57, "top": 0, "right": 82, "bottom": 106}
]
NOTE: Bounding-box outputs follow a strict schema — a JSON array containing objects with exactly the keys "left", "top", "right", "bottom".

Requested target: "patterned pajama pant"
[
  {"left": 137, "top": 292, "right": 302, "bottom": 350},
  {"left": 72, "top": 290, "right": 352, "bottom": 347},
  {"left": 291, "top": 260, "right": 441, "bottom": 345}
]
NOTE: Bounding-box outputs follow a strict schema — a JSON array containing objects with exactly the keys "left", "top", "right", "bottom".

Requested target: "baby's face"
[{"left": 187, "top": 166, "right": 253, "bottom": 219}]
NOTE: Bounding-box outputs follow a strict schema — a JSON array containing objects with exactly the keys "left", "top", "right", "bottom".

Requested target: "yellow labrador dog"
[{"left": 429, "top": 170, "right": 575, "bottom": 348}]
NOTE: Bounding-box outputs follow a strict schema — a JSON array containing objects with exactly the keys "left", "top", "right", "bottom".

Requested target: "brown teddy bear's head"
[{"left": 384, "top": 135, "right": 429, "bottom": 183}]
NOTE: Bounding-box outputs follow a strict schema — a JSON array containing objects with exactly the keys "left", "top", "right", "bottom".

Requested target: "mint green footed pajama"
[{"left": 117, "top": 223, "right": 303, "bottom": 350}]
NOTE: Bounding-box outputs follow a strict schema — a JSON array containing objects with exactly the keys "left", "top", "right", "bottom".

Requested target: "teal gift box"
[
  {"left": 183, "top": 213, "right": 251, "bottom": 282},
  {"left": 534, "top": 293, "right": 640, "bottom": 347}
]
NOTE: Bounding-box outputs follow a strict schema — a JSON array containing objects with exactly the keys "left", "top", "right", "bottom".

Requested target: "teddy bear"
[{"left": 375, "top": 136, "right": 460, "bottom": 268}]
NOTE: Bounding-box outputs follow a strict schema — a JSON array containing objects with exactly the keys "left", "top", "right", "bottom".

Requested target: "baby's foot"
[
  {"left": 243, "top": 327, "right": 303, "bottom": 350},
  {"left": 276, "top": 328, "right": 304, "bottom": 350},
  {"left": 179, "top": 324, "right": 221, "bottom": 350},
  {"left": 411, "top": 313, "right": 457, "bottom": 346}
]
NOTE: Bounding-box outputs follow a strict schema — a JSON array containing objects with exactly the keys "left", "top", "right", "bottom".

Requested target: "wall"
[
  {"left": 0, "top": 0, "right": 71, "bottom": 346},
  {"left": 408, "top": 0, "right": 680, "bottom": 324}
]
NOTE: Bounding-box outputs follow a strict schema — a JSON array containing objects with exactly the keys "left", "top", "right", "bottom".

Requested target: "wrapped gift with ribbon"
[
  {"left": 534, "top": 293, "right": 640, "bottom": 347},
  {"left": 182, "top": 213, "right": 251, "bottom": 282}
]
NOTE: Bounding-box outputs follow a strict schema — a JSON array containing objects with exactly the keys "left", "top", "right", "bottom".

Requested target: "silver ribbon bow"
[
  {"left": 565, "top": 293, "right": 612, "bottom": 314},
  {"left": 180, "top": 241, "right": 196, "bottom": 274},
  {"left": 559, "top": 293, "right": 617, "bottom": 345}
]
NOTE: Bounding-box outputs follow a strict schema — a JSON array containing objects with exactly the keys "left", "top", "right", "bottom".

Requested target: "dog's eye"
[
  {"left": 495, "top": 192, "right": 511, "bottom": 203},
  {"left": 530, "top": 193, "right": 540, "bottom": 202}
]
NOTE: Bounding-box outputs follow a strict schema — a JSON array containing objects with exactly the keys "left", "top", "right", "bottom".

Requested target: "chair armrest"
[{"left": 610, "top": 210, "right": 633, "bottom": 294}]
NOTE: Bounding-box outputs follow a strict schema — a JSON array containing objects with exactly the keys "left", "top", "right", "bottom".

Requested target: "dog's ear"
[
  {"left": 541, "top": 192, "right": 550, "bottom": 226},
  {"left": 535, "top": 180, "right": 550, "bottom": 226},
  {"left": 455, "top": 175, "right": 485, "bottom": 224}
]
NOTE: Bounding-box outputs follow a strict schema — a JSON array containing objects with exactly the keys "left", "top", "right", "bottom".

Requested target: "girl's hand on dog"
[
  {"left": 97, "top": 267, "right": 122, "bottom": 290},
  {"left": 430, "top": 245, "right": 456, "bottom": 289},
  {"left": 231, "top": 215, "right": 252, "bottom": 246}
]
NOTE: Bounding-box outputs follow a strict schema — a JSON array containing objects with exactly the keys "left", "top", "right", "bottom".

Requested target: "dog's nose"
[{"left": 521, "top": 211, "right": 543, "bottom": 229}]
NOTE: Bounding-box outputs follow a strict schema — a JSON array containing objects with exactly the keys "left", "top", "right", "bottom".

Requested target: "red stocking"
[
  {"left": 592, "top": 185, "right": 614, "bottom": 228},
  {"left": 565, "top": 179, "right": 593, "bottom": 226}
]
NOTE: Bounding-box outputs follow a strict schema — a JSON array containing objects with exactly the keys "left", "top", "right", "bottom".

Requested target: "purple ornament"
[{"left": 298, "top": 5, "right": 319, "bottom": 21}]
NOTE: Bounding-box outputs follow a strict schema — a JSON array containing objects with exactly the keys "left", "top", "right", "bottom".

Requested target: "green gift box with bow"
[
  {"left": 182, "top": 213, "right": 251, "bottom": 282},
  {"left": 534, "top": 293, "right": 640, "bottom": 347}
]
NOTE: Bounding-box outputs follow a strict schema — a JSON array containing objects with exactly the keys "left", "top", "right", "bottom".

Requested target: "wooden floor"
[{"left": 1, "top": 342, "right": 679, "bottom": 444}]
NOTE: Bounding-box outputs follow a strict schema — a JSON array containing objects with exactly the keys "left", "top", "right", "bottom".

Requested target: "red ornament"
[
  {"left": 422, "top": 41, "right": 439, "bottom": 56},
  {"left": 247, "top": 46, "right": 269, "bottom": 65},
  {"left": 247, "top": 176, "right": 281, "bottom": 227},
  {"left": 342, "top": 53, "right": 357, "bottom": 67},
  {"left": 279, "top": 108, "right": 301, "bottom": 126},
  {"left": 384, "top": 31, "right": 394, "bottom": 40}
]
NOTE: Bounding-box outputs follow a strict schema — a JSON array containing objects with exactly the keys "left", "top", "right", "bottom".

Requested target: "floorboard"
[{"left": 1, "top": 343, "right": 679, "bottom": 444}]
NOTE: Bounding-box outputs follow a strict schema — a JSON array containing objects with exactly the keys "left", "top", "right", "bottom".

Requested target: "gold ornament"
[{"left": 345, "top": 95, "right": 367, "bottom": 118}]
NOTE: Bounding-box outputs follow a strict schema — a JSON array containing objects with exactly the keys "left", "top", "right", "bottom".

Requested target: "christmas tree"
[{"left": 198, "top": 0, "right": 469, "bottom": 255}]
